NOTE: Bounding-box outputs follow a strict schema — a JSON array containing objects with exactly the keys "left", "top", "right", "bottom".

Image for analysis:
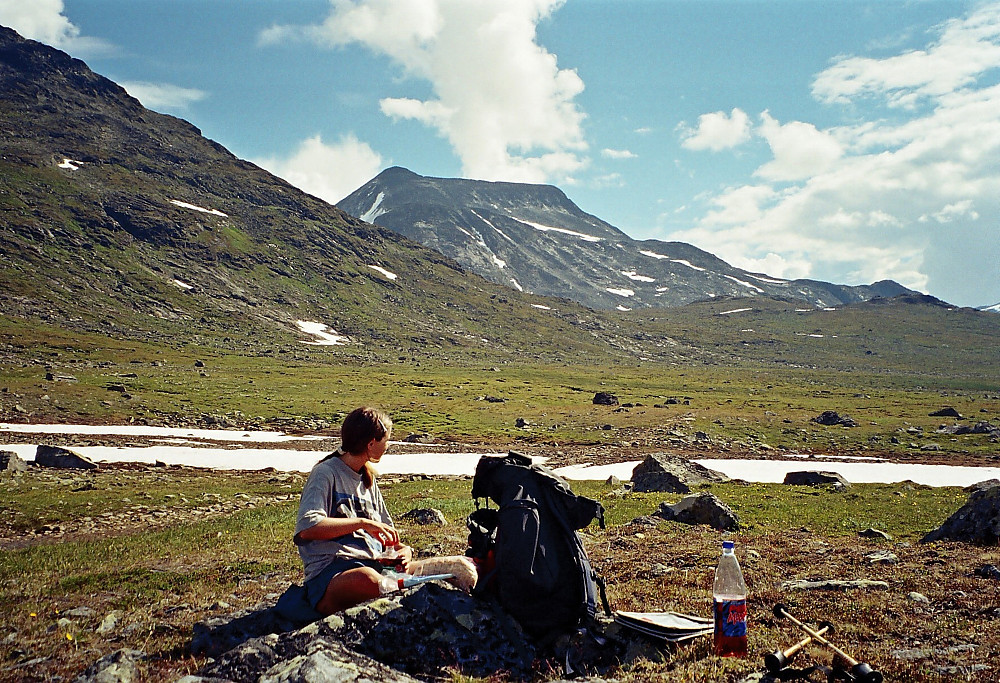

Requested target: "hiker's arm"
[{"left": 297, "top": 516, "right": 399, "bottom": 546}]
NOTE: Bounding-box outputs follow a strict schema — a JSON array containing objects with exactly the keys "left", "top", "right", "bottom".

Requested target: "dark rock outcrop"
[
  {"left": 630, "top": 453, "right": 728, "bottom": 493},
  {"left": 654, "top": 492, "right": 740, "bottom": 531},
  {"left": 922, "top": 484, "right": 1000, "bottom": 545},
  {"left": 783, "top": 471, "right": 850, "bottom": 487},
  {"left": 929, "top": 407, "right": 963, "bottom": 418},
  {"left": 593, "top": 392, "right": 619, "bottom": 406},
  {"left": 35, "top": 444, "right": 97, "bottom": 470},
  {"left": 812, "top": 411, "right": 858, "bottom": 427}
]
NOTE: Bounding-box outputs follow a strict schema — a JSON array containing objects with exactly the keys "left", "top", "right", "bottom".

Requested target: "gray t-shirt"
[{"left": 294, "top": 453, "right": 393, "bottom": 582}]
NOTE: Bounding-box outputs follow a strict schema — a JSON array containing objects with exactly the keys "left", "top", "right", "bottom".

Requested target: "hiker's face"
[{"left": 366, "top": 433, "right": 389, "bottom": 463}]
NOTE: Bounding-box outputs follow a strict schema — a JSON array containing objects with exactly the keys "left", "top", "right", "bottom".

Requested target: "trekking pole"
[
  {"left": 764, "top": 621, "right": 832, "bottom": 672},
  {"left": 773, "top": 604, "right": 882, "bottom": 683}
]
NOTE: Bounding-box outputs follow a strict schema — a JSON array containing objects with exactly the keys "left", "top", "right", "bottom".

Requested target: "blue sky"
[{"left": 3, "top": 0, "right": 998, "bottom": 308}]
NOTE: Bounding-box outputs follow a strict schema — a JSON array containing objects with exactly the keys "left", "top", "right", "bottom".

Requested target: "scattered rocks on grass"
[
  {"left": 654, "top": 492, "right": 740, "bottom": 531},
  {"left": 922, "top": 484, "right": 1000, "bottom": 545},
  {"left": 783, "top": 470, "right": 850, "bottom": 487},
  {"left": 865, "top": 550, "right": 898, "bottom": 565},
  {"left": 812, "top": 411, "right": 858, "bottom": 427},
  {"left": 0, "top": 450, "right": 28, "bottom": 472},
  {"left": 779, "top": 579, "right": 889, "bottom": 591},
  {"left": 630, "top": 452, "right": 728, "bottom": 493},
  {"left": 400, "top": 508, "right": 447, "bottom": 525},
  {"left": 34, "top": 444, "right": 97, "bottom": 470}
]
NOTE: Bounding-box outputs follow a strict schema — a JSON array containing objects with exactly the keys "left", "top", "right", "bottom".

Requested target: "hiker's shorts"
[{"left": 304, "top": 557, "right": 383, "bottom": 608}]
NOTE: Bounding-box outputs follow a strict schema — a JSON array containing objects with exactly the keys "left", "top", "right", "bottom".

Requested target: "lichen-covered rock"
[
  {"left": 654, "top": 492, "right": 740, "bottom": 530},
  {"left": 400, "top": 508, "right": 447, "bottom": 525},
  {"left": 630, "top": 453, "right": 728, "bottom": 493},
  {"left": 71, "top": 648, "right": 146, "bottom": 683},
  {"left": 922, "top": 485, "right": 1000, "bottom": 545},
  {"left": 197, "top": 583, "right": 538, "bottom": 682},
  {"left": 0, "top": 450, "right": 28, "bottom": 472}
]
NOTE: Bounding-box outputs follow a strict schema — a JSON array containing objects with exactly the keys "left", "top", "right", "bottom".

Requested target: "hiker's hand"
[
  {"left": 359, "top": 519, "right": 399, "bottom": 546},
  {"left": 392, "top": 544, "right": 413, "bottom": 571}
]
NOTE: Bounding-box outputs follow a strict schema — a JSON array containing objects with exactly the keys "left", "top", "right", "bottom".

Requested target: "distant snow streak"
[
  {"left": 58, "top": 158, "right": 82, "bottom": 170},
  {"left": 749, "top": 274, "right": 788, "bottom": 285},
  {"left": 719, "top": 307, "right": 752, "bottom": 315},
  {"left": 367, "top": 265, "right": 398, "bottom": 280},
  {"left": 531, "top": 303, "right": 551, "bottom": 310},
  {"left": 510, "top": 278, "right": 524, "bottom": 292},
  {"left": 606, "top": 287, "right": 635, "bottom": 297},
  {"left": 724, "top": 275, "right": 764, "bottom": 293},
  {"left": 616, "top": 305, "right": 632, "bottom": 311},
  {"left": 640, "top": 251, "right": 708, "bottom": 273},
  {"left": 172, "top": 279, "right": 193, "bottom": 290},
  {"left": 622, "top": 270, "right": 655, "bottom": 283},
  {"left": 513, "top": 217, "right": 602, "bottom": 242},
  {"left": 169, "top": 199, "right": 228, "bottom": 217},
  {"left": 360, "top": 192, "right": 386, "bottom": 223},
  {"left": 492, "top": 255, "right": 506, "bottom": 269}
]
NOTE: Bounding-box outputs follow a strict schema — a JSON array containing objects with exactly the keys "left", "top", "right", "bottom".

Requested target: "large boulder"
[
  {"left": 812, "top": 411, "right": 858, "bottom": 427},
  {"left": 0, "top": 450, "right": 28, "bottom": 472},
  {"left": 630, "top": 453, "right": 728, "bottom": 493},
  {"left": 35, "top": 444, "right": 97, "bottom": 469},
  {"left": 783, "top": 471, "right": 850, "bottom": 487},
  {"left": 654, "top": 492, "right": 740, "bottom": 531},
  {"left": 922, "top": 484, "right": 1000, "bottom": 545}
]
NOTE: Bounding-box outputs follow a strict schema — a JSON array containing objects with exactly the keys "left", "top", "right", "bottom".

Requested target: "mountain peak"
[{"left": 340, "top": 170, "right": 916, "bottom": 310}]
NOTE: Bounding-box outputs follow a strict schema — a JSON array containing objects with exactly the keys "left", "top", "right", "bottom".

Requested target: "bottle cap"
[{"left": 722, "top": 540, "right": 735, "bottom": 550}]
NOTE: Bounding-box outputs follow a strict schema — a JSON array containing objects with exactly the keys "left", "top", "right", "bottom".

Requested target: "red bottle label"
[{"left": 714, "top": 598, "right": 747, "bottom": 637}]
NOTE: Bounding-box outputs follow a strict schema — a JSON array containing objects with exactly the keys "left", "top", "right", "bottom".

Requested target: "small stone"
[{"left": 908, "top": 591, "right": 930, "bottom": 604}]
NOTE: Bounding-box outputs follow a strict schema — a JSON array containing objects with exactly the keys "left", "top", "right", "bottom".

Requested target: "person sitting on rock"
[{"left": 294, "top": 406, "right": 412, "bottom": 615}]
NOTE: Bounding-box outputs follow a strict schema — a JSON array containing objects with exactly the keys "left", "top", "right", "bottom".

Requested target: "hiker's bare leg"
[{"left": 316, "top": 566, "right": 381, "bottom": 615}]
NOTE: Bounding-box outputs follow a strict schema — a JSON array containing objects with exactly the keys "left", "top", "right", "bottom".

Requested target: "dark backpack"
[{"left": 467, "top": 451, "right": 611, "bottom": 640}]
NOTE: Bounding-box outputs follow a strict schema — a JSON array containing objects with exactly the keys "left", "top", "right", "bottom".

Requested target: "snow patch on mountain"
[
  {"left": 367, "top": 265, "right": 398, "bottom": 280},
  {"left": 172, "top": 279, "right": 193, "bottom": 290},
  {"left": 720, "top": 307, "right": 753, "bottom": 315},
  {"left": 296, "top": 320, "right": 349, "bottom": 345},
  {"left": 169, "top": 199, "right": 228, "bottom": 217},
  {"left": 58, "top": 157, "right": 82, "bottom": 170},
  {"left": 360, "top": 192, "right": 386, "bottom": 223},
  {"left": 724, "top": 275, "right": 765, "bottom": 293},
  {"left": 512, "top": 217, "right": 602, "bottom": 242},
  {"left": 606, "top": 287, "right": 635, "bottom": 297},
  {"left": 492, "top": 255, "right": 506, "bottom": 269},
  {"left": 622, "top": 271, "right": 656, "bottom": 283}
]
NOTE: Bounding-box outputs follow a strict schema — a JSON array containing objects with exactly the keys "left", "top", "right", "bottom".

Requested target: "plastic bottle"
[
  {"left": 378, "top": 571, "right": 455, "bottom": 595},
  {"left": 712, "top": 540, "right": 748, "bottom": 657}
]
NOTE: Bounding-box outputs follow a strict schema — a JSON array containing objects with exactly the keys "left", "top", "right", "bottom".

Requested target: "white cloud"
[
  {"left": 754, "top": 111, "right": 843, "bottom": 181},
  {"left": 263, "top": 0, "right": 587, "bottom": 184},
  {"left": 602, "top": 148, "right": 637, "bottom": 159},
  {"left": 254, "top": 134, "right": 385, "bottom": 205},
  {"left": 120, "top": 81, "right": 207, "bottom": 112},
  {"left": 0, "top": 0, "right": 111, "bottom": 54},
  {"left": 674, "top": 3, "right": 1000, "bottom": 306},
  {"left": 679, "top": 108, "right": 751, "bottom": 151},
  {"left": 812, "top": 4, "right": 1000, "bottom": 108}
]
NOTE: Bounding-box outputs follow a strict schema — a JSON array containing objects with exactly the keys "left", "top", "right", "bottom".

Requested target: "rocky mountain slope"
[
  {"left": 339, "top": 167, "right": 913, "bottom": 310},
  {"left": 0, "top": 26, "right": 668, "bottom": 363}
]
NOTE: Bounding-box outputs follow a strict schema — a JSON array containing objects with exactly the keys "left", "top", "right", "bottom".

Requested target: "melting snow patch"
[
  {"left": 492, "top": 255, "right": 506, "bottom": 269},
  {"left": 724, "top": 275, "right": 765, "bottom": 293},
  {"left": 170, "top": 200, "right": 228, "bottom": 217},
  {"left": 673, "top": 259, "right": 705, "bottom": 271},
  {"left": 296, "top": 320, "right": 349, "bottom": 346},
  {"left": 58, "top": 158, "right": 82, "bottom": 170},
  {"left": 360, "top": 192, "right": 386, "bottom": 223},
  {"left": 616, "top": 305, "right": 632, "bottom": 311},
  {"left": 823, "top": 307, "right": 837, "bottom": 311},
  {"left": 720, "top": 307, "right": 752, "bottom": 315},
  {"left": 749, "top": 274, "right": 788, "bottom": 285},
  {"left": 367, "top": 265, "right": 398, "bottom": 280},
  {"left": 796, "top": 333, "right": 825, "bottom": 338},
  {"left": 512, "top": 218, "right": 602, "bottom": 242},
  {"left": 622, "top": 270, "right": 655, "bottom": 283},
  {"left": 640, "top": 249, "right": 668, "bottom": 259},
  {"left": 795, "top": 308, "right": 813, "bottom": 312},
  {"left": 606, "top": 287, "right": 635, "bottom": 297},
  {"left": 531, "top": 304, "right": 551, "bottom": 310},
  {"left": 510, "top": 278, "right": 524, "bottom": 292},
  {"left": 172, "top": 279, "right": 193, "bottom": 290}
]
